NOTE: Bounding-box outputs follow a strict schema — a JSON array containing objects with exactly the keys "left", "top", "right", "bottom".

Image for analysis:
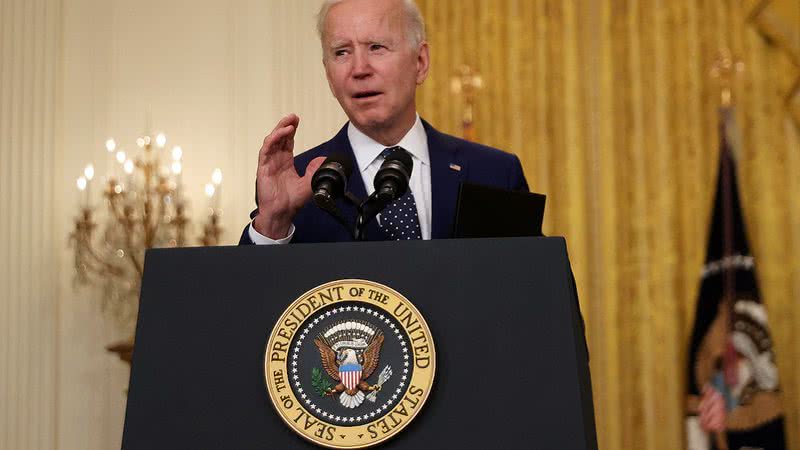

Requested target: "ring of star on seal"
[{"left": 264, "top": 279, "right": 436, "bottom": 449}]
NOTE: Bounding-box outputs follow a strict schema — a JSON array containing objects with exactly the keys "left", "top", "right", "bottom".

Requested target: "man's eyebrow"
[
  {"left": 362, "top": 35, "right": 392, "bottom": 43},
  {"left": 327, "top": 37, "right": 395, "bottom": 51},
  {"left": 328, "top": 39, "right": 351, "bottom": 49}
]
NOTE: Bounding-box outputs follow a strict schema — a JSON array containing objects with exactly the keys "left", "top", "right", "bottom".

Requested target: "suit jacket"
[{"left": 239, "top": 119, "right": 528, "bottom": 244}]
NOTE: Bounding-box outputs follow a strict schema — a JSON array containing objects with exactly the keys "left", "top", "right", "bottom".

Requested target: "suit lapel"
[{"left": 424, "top": 120, "right": 464, "bottom": 239}]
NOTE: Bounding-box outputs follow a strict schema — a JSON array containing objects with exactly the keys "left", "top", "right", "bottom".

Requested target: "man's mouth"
[{"left": 353, "top": 91, "right": 383, "bottom": 100}]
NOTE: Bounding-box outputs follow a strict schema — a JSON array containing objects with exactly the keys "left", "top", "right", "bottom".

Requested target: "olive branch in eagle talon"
[
  {"left": 312, "top": 322, "right": 385, "bottom": 409},
  {"left": 311, "top": 368, "right": 333, "bottom": 397}
]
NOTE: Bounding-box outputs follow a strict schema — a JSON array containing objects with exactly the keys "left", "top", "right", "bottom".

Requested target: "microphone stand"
[
  {"left": 352, "top": 192, "right": 389, "bottom": 241},
  {"left": 315, "top": 194, "right": 354, "bottom": 234},
  {"left": 316, "top": 191, "right": 389, "bottom": 242}
]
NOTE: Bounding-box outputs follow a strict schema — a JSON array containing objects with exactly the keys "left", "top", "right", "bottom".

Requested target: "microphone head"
[
  {"left": 319, "top": 152, "right": 353, "bottom": 179},
  {"left": 312, "top": 153, "right": 353, "bottom": 209},
  {"left": 374, "top": 147, "right": 413, "bottom": 202},
  {"left": 382, "top": 147, "right": 413, "bottom": 172},
  {"left": 333, "top": 152, "right": 354, "bottom": 179}
]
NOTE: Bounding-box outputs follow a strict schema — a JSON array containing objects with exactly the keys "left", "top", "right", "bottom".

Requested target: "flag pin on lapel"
[{"left": 449, "top": 163, "right": 461, "bottom": 172}]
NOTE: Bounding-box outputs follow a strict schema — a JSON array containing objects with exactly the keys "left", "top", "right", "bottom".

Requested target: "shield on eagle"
[{"left": 339, "top": 363, "right": 362, "bottom": 391}]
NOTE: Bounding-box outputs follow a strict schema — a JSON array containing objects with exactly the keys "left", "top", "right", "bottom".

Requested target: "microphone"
[
  {"left": 374, "top": 147, "right": 413, "bottom": 203},
  {"left": 311, "top": 153, "right": 353, "bottom": 211}
]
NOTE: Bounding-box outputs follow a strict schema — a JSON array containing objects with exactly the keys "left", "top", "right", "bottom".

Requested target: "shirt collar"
[{"left": 347, "top": 115, "right": 430, "bottom": 173}]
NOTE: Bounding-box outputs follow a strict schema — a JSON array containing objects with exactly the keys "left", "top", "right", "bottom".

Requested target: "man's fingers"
[
  {"left": 259, "top": 114, "right": 300, "bottom": 164},
  {"left": 286, "top": 157, "right": 327, "bottom": 207},
  {"left": 260, "top": 125, "right": 297, "bottom": 165},
  {"left": 269, "top": 125, "right": 296, "bottom": 148},
  {"left": 273, "top": 125, "right": 293, "bottom": 150},
  {"left": 698, "top": 386, "right": 727, "bottom": 433},
  {"left": 302, "top": 157, "right": 327, "bottom": 183},
  {"left": 270, "top": 113, "right": 299, "bottom": 135},
  {"left": 270, "top": 114, "right": 299, "bottom": 144}
]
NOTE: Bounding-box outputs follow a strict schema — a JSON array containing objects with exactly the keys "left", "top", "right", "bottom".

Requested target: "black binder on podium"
[{"left": 122, "top": 237, "right": 597, "bottom": 449}]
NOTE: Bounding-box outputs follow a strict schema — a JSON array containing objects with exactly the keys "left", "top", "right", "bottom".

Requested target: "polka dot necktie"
[{"left": 378, "top": 148, "right": 422, "bottom": 240}]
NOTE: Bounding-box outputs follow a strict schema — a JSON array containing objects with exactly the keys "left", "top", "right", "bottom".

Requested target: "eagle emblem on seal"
[{"left": 313, "top": 320, "right": 392, "bottom": 409}]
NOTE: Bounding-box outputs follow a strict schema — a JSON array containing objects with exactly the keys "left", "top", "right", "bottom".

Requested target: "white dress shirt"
[{"left": 249, "top": 115, "right": 432, "bottom": 244}]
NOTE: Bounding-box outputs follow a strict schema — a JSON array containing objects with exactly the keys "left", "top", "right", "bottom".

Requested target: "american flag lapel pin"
[{"left": 449, "top": 163, "right": 461, "bottom": 172}]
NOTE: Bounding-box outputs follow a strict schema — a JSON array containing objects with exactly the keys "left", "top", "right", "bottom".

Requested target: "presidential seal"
[{"left": 264, "top": 280, "right": 436, "bottom": 449}]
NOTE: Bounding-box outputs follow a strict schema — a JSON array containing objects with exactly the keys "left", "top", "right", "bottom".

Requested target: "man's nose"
[{"left": 352, "top": 50, "right": 373, "bottom": 79}]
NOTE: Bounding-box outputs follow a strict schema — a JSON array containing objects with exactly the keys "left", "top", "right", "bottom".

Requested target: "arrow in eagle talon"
[{"left": 366, "top": 365, "right": 393, "bottom": 402}]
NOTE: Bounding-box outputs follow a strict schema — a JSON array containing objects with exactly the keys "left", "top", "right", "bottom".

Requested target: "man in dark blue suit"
[{"left": 239, "top": 0, "right": 527, "bottom": 245}]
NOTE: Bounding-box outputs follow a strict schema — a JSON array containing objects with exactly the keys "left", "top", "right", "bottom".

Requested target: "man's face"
[{"left": 322, "top": 0, "right": 429, "bottom": 137}]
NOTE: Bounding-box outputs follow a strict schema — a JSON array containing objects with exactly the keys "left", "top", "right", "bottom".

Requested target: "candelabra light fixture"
[{"left": 70, "top": 131, "right": 224, "bottom": 364}]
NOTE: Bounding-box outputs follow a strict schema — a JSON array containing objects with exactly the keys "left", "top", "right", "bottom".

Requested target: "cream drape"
[
  {"left": 0, "top": 0, "right": 60, "bottom": 448},
  {"left": 416, "top": 0, "right": 800, "bottom": 448}
]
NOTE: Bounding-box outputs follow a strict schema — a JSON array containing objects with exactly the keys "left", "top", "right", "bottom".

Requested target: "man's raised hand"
[{"left": 254, "top": 114, "right": 325, "bottom": 239}]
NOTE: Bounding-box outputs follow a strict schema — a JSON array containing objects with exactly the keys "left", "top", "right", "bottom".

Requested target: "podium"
[{"left": 122, "top": 237, "right": 597, "bottom": 449}]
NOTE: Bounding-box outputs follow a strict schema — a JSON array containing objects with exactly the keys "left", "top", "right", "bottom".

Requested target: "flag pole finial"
[
  {"left": 450, "top": 64, "right": 483, "bottom": 141},
  {"left": 710, "top": 48, "right": 745, "bottom": 107}
]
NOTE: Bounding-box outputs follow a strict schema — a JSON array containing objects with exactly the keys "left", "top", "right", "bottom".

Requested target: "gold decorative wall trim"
[
  {"left": 746, "top": 0, "right": 800, "bottom": 127},
  {"left": 789, "top": 79, "right": 800, "bottom": 126}
]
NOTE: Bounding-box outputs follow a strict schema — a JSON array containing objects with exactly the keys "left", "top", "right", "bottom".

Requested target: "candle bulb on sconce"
[
  {"left": 114, "top": 149, "right": 126, "bottom": 186},
  {"left": 204, "top": 183, "right": 216, "bottom": 210},
  {"left": 171, "top": 146, "right": 183, "bottom": 200},
  {"left": 123, "top": 159, "right": 135, "bottom": 192},
  {"left": 116, "top": 150, "right": 127, "bottom": 164},
  {"left": 77, "top": 176, "right": 87, "bottom": 208},
  {"left": 201, "top": 178, "right": 223, "bottom": 248},
  {"left": 171, "top": 161, "right": 183, "bottom": 203},
  {"left": 105, "top": 139, "right": 117, "bottom": 180},
  {"left": 84, "top": 164, "right": 95, "bottom": 207},
  {"left": 211, "top": 168, "right": 222, "bottom": 211}
]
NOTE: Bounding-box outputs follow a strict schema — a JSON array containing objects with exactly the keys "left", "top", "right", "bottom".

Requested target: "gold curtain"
[{"left": 416, "top": 0, "right": 800, "bottom": 448}]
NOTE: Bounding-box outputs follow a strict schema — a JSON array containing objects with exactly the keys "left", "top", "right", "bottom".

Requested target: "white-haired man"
[{"left": 240, "top": 0, "right": 528, "bottom": 244}]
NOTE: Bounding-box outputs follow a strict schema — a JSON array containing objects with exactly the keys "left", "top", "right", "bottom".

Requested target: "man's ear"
[{"left": 415, "top": 41, "right": 430, "bottom": 85}]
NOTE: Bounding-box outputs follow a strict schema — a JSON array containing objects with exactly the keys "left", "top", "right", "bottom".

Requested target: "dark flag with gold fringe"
[{"left": 685, "top": 107, "right": 786, "bottom": 450}]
